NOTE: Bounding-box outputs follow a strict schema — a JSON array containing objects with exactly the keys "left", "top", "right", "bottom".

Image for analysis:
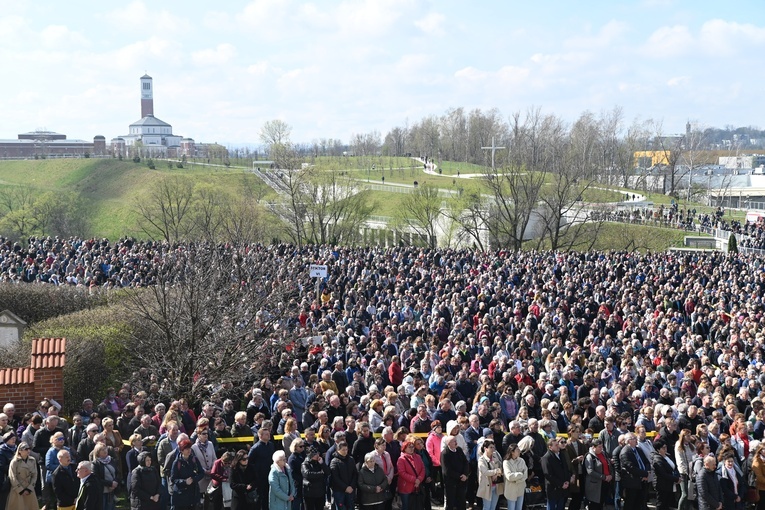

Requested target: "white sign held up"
[{"left": 309, "top": 264, "right": 328, "bottom": 278}]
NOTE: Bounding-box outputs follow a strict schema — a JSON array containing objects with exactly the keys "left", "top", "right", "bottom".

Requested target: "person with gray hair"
[
  {"left": 52, "top": 448, "right": 78, "bottom": 509},
  {"left": 358, "top": 450, "right": 390, "bottom": 510},
  {"left": 325, "top": 430, "right": 347, "bottom": 465},
  {"left": 441, "top": 434, "right": 469, "bottom": 510},
  {"left": 696, "top": 455, "right": 721, "bottom": 510},
  {"left": 269, "top": 449, "right": 296, "bottom": 510},
  {"left": 74, "top": 459, "right": 102, "bottom": 510}
]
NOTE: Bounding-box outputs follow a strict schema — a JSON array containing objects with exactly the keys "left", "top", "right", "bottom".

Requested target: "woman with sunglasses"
[
  {"left": 230, "top": 450, "right": 257, "bottom": 510},
  {"left": 287, "top": 440, "right": 306, "bottom": 510},
  {"left": 44, "top": 431, "right": 71, "bottom": 509},
  {"left": 7, "top": 442, "right": 37, "bottom": 510},
  {"left": 191, "top": 427, "right": 216, "bottom": 499}
]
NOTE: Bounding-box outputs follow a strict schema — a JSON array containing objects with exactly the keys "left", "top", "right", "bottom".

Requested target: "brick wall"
[
  {"left": 34, "top": 368, "right": 63, "bottom": 404},
  {"left": 0, "top": 338, "right": 66, "bottom": 414},
  {"left": 0, "top": 383, "right": 36, "bottom": 413}
]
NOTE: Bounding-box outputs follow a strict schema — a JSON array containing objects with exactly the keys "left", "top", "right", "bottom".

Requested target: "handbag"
[
  {"left": 686, "top": 474, "right": 696, "bottom": 501},
  {"left": 246, "top": 488, "right": 259, "bottom": 503},
  {"left": 748, "top": 487, "right": 760, "bottom": 503},
  {"left": 222, "top": 481, "right": 232, "bottom": 506},
  {"left": 207, "top": 482, "right": 220, "bottom": 495}
]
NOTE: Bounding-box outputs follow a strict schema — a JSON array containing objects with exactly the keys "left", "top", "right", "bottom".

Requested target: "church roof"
[
  {"left": 141, "top": 74, "right": 152, "bottom": 79},
  {"left": 129, "top": 114, "right": 171, "bottom": 127}
]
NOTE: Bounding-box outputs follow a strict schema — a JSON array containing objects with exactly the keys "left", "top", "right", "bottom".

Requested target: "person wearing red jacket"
[
  {"left": 396, "top": 440, "right": 425, "bottom": 510},
  {"left": 388, "top": 357, "right": 404, "bottom": 387}
]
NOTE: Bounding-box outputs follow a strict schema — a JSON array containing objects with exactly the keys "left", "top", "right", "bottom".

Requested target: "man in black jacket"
[
  {"left": 53, "top": 450, "right": 78, "bottom": 509},
  {"left": 329, "top": 442, "right": 358, "bottom": 510},
  {"left": 502, "top": 421, "right": 524, "bottom": 453},
  {"left": 696, "top": 455, "right": 722, "bottom": 510},
  {"left": 540, "top": 438, "right": 572, "bottom": 510},
  {"left": 441, "top": 435, "right": 469, "bottom": 510},
  {"left": 248, "top": 425, "right": 275, "bottom": 510},
  {"left": 611, "top": 434, "right": 628, "bottom": 510},
  {"left": 351, "top": 422, "right": 375, "bottom": 466},
  {"left": 75, "top": 461, "right": 103, "bottom": 510},
  {"left": 619, "top": 434, "right": 650, "bottom": 510}
]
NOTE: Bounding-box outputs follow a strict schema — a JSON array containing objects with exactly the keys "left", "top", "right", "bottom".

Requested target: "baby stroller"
[{"left": 524, "top": 476, "right": 546, "bottom": 510}]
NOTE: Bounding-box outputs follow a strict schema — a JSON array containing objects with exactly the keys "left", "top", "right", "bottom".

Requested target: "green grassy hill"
[
  {"left": 0, "top": 158, "right": 271, "bottom": 239},
  {"left": 0, "top": 157, "right": 715, "bottom": 252}
]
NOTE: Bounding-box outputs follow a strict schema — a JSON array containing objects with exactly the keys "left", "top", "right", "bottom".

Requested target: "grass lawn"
[
  {"left": 350, "top": 170, "right": 487, "bottom": 195},
  {"left": 0, "top": 159, "right": 271, "bottom": 239},
  {"left": 437, "top": 160, "right": 490, "bottom": 174},
  {"left": 310, "top": 155, "right": 419, "bottom": 172},
  {"left": 0, "top": 158, "right": 736, "bottom": 250},
  {"left": 363, "top": 191, "right": 406, "bottom": 218},
  {"left": 526, "top": 222, "right": 709, "bottom": 252},
  {"left": 580, "top": 187, "right": 624, "bottom": 203}
]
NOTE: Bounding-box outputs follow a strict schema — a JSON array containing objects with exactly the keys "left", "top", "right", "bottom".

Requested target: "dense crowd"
[
  {"left": 0, "top": 206, "right": 762, "bottom": 287},
  {"left": 4, "top": 238, "right": 765, "bottom": 510}
]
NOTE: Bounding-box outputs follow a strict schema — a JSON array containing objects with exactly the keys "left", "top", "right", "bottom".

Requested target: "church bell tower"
[{"left": 140, "top": 74, "right": 154, "bottom": 118}]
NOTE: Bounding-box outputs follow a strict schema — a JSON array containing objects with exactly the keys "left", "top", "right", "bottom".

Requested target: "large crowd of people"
[{"left": 3, "top": 234, "right": 765, "bottom": 510}]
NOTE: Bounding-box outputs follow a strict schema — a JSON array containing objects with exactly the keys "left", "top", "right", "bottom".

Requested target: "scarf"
[{"left": 98, "top": 455, "right": 112, "bottom": 465}]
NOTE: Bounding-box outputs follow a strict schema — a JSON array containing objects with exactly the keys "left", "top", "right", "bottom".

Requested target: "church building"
[{"left": 112, "top": 75, "right": 194, "bottom": 157}]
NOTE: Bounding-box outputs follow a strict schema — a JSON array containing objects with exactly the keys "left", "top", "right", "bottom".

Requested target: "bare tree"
[
  {"left": 192, "top": 183, "right": 228, "bottom": 242},
  {"left": 680, "top": 123, "right": 713, "bottom": 201},
  {"left": 303, "top": 169, "right": 374, "bottom": 245},
  {"left": 0, "top": 185, "right": 34, "bottom": 216},
  {"left": 445, "top": 190, "right": 490, "bottom": 251},
  {"left": 221, "top": 195, "right": 271, "bottom": 246},
  {"left": 260, "top": 119, "right": 292, "bottom": 149},
  {"left": 440, "top": 107, "right": 468, "bottom": 162},
  {"left": 268, "top": 143, "right": 310, "bottom": 247},
  {"left": 537, "top": 112, "right": 596, "bottom": 251},
  {"left": 0, "top": 190, "right": 87, "bottom": 241},
  {"left": 396, "top": 184, "right": 443, "bottom": 248},
  {"left": 483, "top": 109, "right": 553, "bottom": 250},
  {"left": 468, "top": 108, "right": 508, "bottom": 164},
  {"left": 0, "top": 186, "right": 37, "bottom": 239},
  {"left": 136, "top": 176, "right": 196, "bottom": 243},
  {"left": 123, "top": 244, "right": 298, "bottom": 401}
]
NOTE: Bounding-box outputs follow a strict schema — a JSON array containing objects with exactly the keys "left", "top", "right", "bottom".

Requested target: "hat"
[
  {"left": 0, "top": 432, "right": 14, "bottom": 444},
  {"left": 306, "top": 446, "right": 319, "bottom": 458},
  {"left": 430, "top": 420, "right": 442, "bottom": 430},
  {"left": 178, "top": 439, "right": 193, "bottom": 451}
]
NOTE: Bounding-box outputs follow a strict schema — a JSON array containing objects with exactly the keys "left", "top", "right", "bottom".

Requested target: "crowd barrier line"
[{"left": 122, "top": 429, "right": 657, "bottom": 447}]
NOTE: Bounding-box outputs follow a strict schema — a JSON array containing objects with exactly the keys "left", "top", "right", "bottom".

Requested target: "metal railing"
[{"left": 360, "top": 182, "right": 458, "bottom": 197}]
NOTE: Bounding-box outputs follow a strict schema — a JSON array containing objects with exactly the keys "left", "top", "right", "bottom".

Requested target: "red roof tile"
[
  {"left": 31, "top": 338, "right": 66, "bottom": 369},
  {"left": 0, "top": 367, "right": 34, "bottom": 385}
]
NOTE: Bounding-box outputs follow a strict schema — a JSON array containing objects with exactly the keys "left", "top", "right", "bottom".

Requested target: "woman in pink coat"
[{"left": 396, "top": 441, "right": 425, "bottom": 510}]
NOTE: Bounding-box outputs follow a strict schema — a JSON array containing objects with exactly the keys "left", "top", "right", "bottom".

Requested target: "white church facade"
[{"left": 111, "top": 75, "right": 194, "bottom": 157}]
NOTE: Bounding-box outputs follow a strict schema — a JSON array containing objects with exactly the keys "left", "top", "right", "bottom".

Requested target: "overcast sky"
[{"left": 2, "top": 0, "right": 764, "bottom": 145}]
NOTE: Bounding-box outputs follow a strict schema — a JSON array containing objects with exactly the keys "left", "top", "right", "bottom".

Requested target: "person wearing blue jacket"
[
  {"left": 170, "top": 439, "right": 205, "bottom": 510},
  {"left": 269, "top": 451, "right": 297, "bottom": 510}
]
